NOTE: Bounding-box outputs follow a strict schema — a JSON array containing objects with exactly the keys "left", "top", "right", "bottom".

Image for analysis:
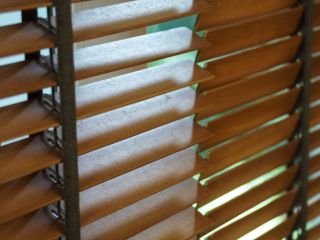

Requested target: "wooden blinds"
[{"left": 0, "top": 0, "right": 318, "bottom": 240}]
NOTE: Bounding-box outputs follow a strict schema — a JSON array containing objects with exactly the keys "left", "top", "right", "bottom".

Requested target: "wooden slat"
[
  {"left": 312, "top": 56, "right": 320, "bottom": 78},
  {"left": 81, "top": 178, "right": 208, "bottom": 240},
  {"left": 311, "top": 80, "right": 320, "bottom": 102},
  {"left": 202, "top": 115, "right": 299, "bottom": 177},
  {"left": 208, "top": 190, "right": 297, "bottom": 240},
  {"left": 129, "top": 207, "right": 213, "bottom": 240},
  {"left": 197, "top": 63, "right": 299, "bottom": 120},
  {"left": 0, "top": 135, "right": 60, "bottom": 185},
  {"left": 311, "top": 105, "right": 320, "bottom": 127},
  {"left": 198, "top": 7, "right": 302, "bottom": 60},
  {"left": 0, "top": 99, "right": 59, "bottom": 143},
  {"left": 201, "top": 167, "right": 298, "bottom": 229},
  {"left": 310, "top": 129, "right": 320, "bottom": 151},
  {"left": 308, "top": 199, "right": 320, "bottom": 221},
  {"left": 200, "top": 36, "right": 301, "bottom": 91},
  {"left": 315, "top": 0, "right": 320, "bottom": 27},
  {"left": 74, "top": 27, "right": 211, "bottom": 80},
  {"left": 309, "top": 225, "right": 320, "bottom": 240},
  {"left": 197, "top": 0, "right": 297, "bottom": 30},
  {"left": 75, "top": 60, "right": 213, "bottom": 119},
  {"left": 0, "top": 22, "right": 54, "bottom": 58},
  {"left": 309, "top": 154, "right": 320, "bottom": 175},
  {"left": 256, "top": 215, "right": 297, "bottom": 240},
  {"left": 0, "top": 173, "right": 61, "bottom": 225},
  {"left": 0, "top": 60, "right": 56, "bottom": 99},
  {"left": 0, "top": 209, "right": 63, "bottom": 240},
  {"left": 80, "top": 147, "right": 210, "bottom": 226},
  {"left": 313, "top": 30, "right": 320, "bottom": 53},
  {"left": 204, "top": 89, "right": 299, "bottom": 148},
  {"left": 309, "top": 177, "right": 320, "bottom": 198},
  {"left": 79, "top": 117, "right": 211, "bottom": 190},
  {"left": 77, "top": 88, "right": 209, "bottom": 155},
  {"left": 72, "top": 0, "right": 212, "bottom": 42},
  {"left": 203, "top": 140, "right": 298, "bottom": 198}
]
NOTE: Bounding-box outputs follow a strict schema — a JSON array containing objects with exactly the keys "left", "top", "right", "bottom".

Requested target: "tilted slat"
[
  {"left": 315, "top": 0, "right": 320, "bottom": 27},
  {"left": 200, "top": 167, "right": 298, "bottom": 229},
  {"left": 311, "top": 105, "right": 320, "bottom": 127},
  {"left": 71, "top": 0, "right": 212, "bottom": 42},
  {"left": 77, "top": 88, "right": 210, "bottom": 155},
  {"left": 0, "top": 173, "right": 61, "bottom": 225},
  {"left": 203, "top": 115, "right": 299, "bottom": 176},
  {"left": 312, "top": 55, "right": 320, "bottom": 78},
  {"left": 197, "top": 0, "right": 297, "bottom": 30},
  {"left": 310, "top": 129, "right": 320, "bottom": 151},
  {"left": 203, "top": 140, "right": 298, "bottom": 198},
  {"left": 79, "top": 117, "right": 211, "bottom": 191},
  {"left": 308, "top": 199, "right": 320, "bottom": 221},
  {"left": 0, "top": 99, "right": 59, "bottom": 142},
  {"left": 197, "top": 63, "right": 299, "bottom": 120},
  {"left": 81, "top": 178, "right": 208, "bottom": 240},
  {"left": 129, "top": 207, "right": 213, "bottom": 240},
  {"left": 0, "top": 209, "right": 63, "bottom": 240},
  {"left": 313, "top": 30, "right": 320, "bottom": 53},
  {"left": 311, "top": 80, "right": 320, "bottom": 102},
  {"left": 79, "top": 147, "right": 210, "bottom": 226},
  {"left": 208, "top": 190, "right": 297, "bottom": 240},
  {"left": 204, "top": 89, "right": 299, "bottom": 148},
  {"left": 74, "top": 27, "right": 211, "bottom": 80},
  {"left": 0, "top": 60, "right": 56, "bottom": 99},
  {"left": 0, "top": 135, "right": 60, "bottom": 185},
  {"left": 74, "top": 60, "right": 213, "bottom": 119},
  {"left": 309, "top": 177, "right": 320, "bottom": 198},
  {"left": 309, "top": 154, "right": 320, "bottom": 175},
  {"left": 0, "top": 22, "right": 54, "bottom": 58},
  {"left": 198, "top": 7, "right": 302, "bottom": 60},
  {"left": 309, "top": 225, "right": 320, "bottom": 240},
  {"left": 199, "top": 36, "right": 301, "bottom": 91}
]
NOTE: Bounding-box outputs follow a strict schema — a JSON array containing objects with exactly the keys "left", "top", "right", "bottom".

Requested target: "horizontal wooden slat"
[
  {"left": 202, "top": 115, "right": 299, "bottom": 176},
  {"left": 0, "top": 60, "right": 56, "bottom": 99},
  {"left": 129, "top": 207, "right": 213, "bottom": 240},
  {"left": 310, "top": 129, "right": 320, "bottom": 151},
  {"left": 75, "top": 60, "right": 213, "bottom": 119},
  {"left": 0, "top": 173, "right": 60, "bottom": 225},
  {"left": 197, "top": 0, "right": 297, "bottom": 30},
  {"left": 197, "top": 63, "right": 299, "bottom": 120},
  {"left": 309, "top": 177, "right": 320, "bottom": 198},
  {"left": 79, "top": 117, "right": 211, "bottom": 190},
  {"left": 77, "top": 88, "right": 209, "bottom": 155},
  {"left": 72, "top": 0, "right": 212, "bottom": 42},
  {"left": 315, "top": 0, "right": 320, "bottom": 27},
  {"left": 308, "top": 199, "right": 320, "bottom": 221},
  {"left": 0, "top": 22, "right": 54, "bottom": 58},
  {"left": 74, "top": 27, "right": 211, "bottom": 80},
  {"left": 311, "top": 105, "right": 320, "bottom": 127},
  {"left": 203, "top": 140, "right": 298, "bottom": 198},
  {"left": 80, "top": 147, "right": 210, "bottom": 226},
  {"left": 311, "top": 80, "right": 320, "bottom": 102},
  {"left": 313, "top": 29, "right": 320, "bottom": 53},
  {"left": 0, "top": 209, "right": 63, "bottom": 240},
  {"left": 0, "top": 135, "right": 60, "bottom": 185},
  {"left": 309, "top": 225, "right": 320, "bottom": 240},
  {"left": 201, "top": 166, "right": 298, "bottom": 229},
  {"left": 0, "top": 99, "right": 59, "bottom": 142},
  {"left": 204, "top": 89, "right": 299, "bottom": 148},
  {"left": 200, "top": 36, "right": 301, "bottom": 91},
  {"left": 312, "top": 56, "right": 320, "bottom": 78},
  {"left": 81, "top": 178, "right": 208, "bottom": 240},
  {"left": 208, "top": 190, "right": 297, "bottom": 240},
  {"left": 309, "top": 154, "right": 320, "bottom": 175},
  {"left": 198, "top": 7, "right": 302, "bottom": 60}
]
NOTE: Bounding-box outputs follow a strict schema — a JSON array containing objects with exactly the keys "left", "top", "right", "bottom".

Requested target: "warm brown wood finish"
[
  {"left": 315, "top": 1, "right": 320, "bottom": 27},
  {"left": 0, "top": 22, "right": 54, "bottom": 57},
  {"left": 74, "top": 27, "right": 211, "bottom": 80},
  {"left": 198, "top": 7, "right": 302, "bottom": 60},
  {"left": 0, "top": 60, "right": 56, "bottom": 99},
  {"left": 197, "top": 0, "right": 297, "bottom": 30},
  {"left": 309, "top": 225, "right": 320, "bottom": 240},
  {"left": 71, "top": 0, "right": 212, "bottom": 42},
  {"left": 313, "top": 29, "right": 320, "bottom": 52},
  {"left": 0, "top": 99, "right": 59, "bottom": 142},
  {"left": 200, "top": 36, "right": 301, "bottom": 91}
]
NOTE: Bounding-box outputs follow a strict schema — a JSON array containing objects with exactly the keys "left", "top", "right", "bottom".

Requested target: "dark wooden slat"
[
  {"left": 313, "top": 29, "right": 320, "bottom": 53},
  {"left": 74, "top": 27, "right": 211, "bottom": 80},
  {"left": 0, "top": 99, "right": 59, "bottom": 143},
  {"left": 309, "top": 154, "right": 320, "bottom": 175},
  {"left": 200, "top": 36, "right": 301, "bottom": 91},
  {"left": 0, "top": 22, "right": 54, "bottom": 58},
  {"left": 198, "top": 7, "right": 302, "bottom": 60},
  {"left": 309, "top": 225, "right": 320, "bottom": 240},
  {"left": 197, "top": 0, "right": 297, "bottom": 30}
]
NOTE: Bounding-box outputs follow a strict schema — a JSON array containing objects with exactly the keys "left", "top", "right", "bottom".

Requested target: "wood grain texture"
[
  {"left": 79, "top": 117, "right": 211, "bottom": 191},
  {"left": 197, "top": 0, "right": 297, "bottom": 30},
  {"left": 72, "top": 0, "right": 212, "bottom": 42},
  {"left": 0, "top": 22, "right": 54, "bottom": 57},
  {"left": 81, "top": 179, "right": 208, "bottom": 240},
  {"left": 0, "top": 99, "right": 59, "bottom": 142},
  {"left": 197, "top": 63, "right": 299, "bottom": 120},
  {"left": 129, "top": 207, "right": 213, "bottom": 240},
  {"left": 79, "top": 148, "right": 210, "bottom": 226},
  {"left": 74, "top": 27, "right": 211, "bottom": 80},
  {"left": 200, "top": 36, "right": 301, "bottom": 91},
  {"left": 0, "top": 135, "right": 60, "bottom": 185},
  {"left": 0, "top": 60, "right": 56, "bottom": 99},
  {"left": 198, "top": 7, "right": 302, "bottom": 60},
  {"left": 74, "top": 60, "right": 213, "bottom": 119}
]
